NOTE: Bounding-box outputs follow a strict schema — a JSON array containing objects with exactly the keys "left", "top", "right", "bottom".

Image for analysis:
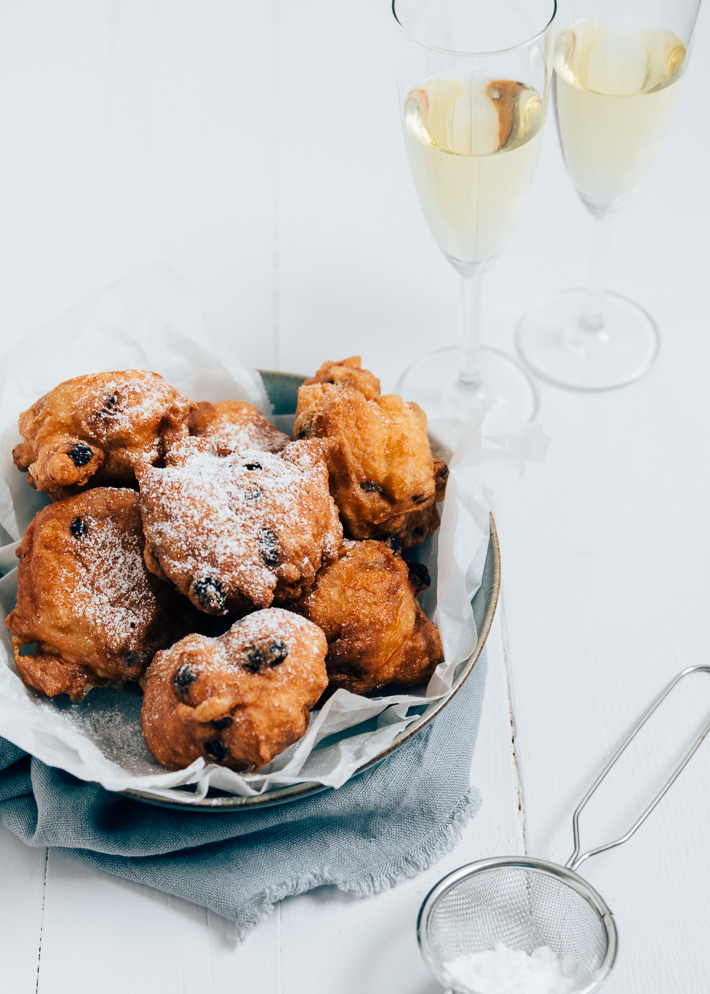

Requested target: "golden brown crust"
[
  {"left": 303, "top": 356, "right": 381, "bottom": 400},
  {"left": 141, "top": 608, "right": 328, "bottom": 771},
  {"left": 294, "top": 539, "right": 443, "bottom": 697},
  {"left": 12, "top": 646, "right": 109, "bottom": 704},
  {"left": 13, "top": 370, "right": 194, "bottom": 497},
  {"left": 184, "top": 400, "right": 291, "bottom": 458},
  {"left": 137, "top": 438, "right": 343, "bottom": 615},
  {"left": 6, "top": 488, "right": 202, "bottom": 701},
  {"left": 295, "top": 363, "right": 447, "bottom": 548},
  {"left": 375, "top": 502, "right": 441, "bottom": 550}
]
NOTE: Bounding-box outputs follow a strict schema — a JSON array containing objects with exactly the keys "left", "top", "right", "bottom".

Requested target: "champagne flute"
[
  {"left": 517, "top": 0, "right": 702, "bottom": 390},
  {"left": 393, "top": 0, "right": 557, "bottom": 421}
]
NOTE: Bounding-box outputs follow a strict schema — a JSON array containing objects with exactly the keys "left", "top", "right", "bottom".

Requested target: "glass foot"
[
  {"left": 516, "top": 289, "right": 659, "bottom": 391},
  {"left": 397, "top": 346, "right": 539, "bottom": 421}
]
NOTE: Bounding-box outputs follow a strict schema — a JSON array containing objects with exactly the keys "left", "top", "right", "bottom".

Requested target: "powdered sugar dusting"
[
  {"left": 75, "top": 369, "right": 191, "bottom": 464},
  {"left": 178, "top": 608, "right": 326, "bottom": 672},
  {"left": 138, "top": 441, "right": 342, "bottom": 611},
  {"left": 443, "top": 944, "right": 577, "bottom": 994},
  {"left": 67, "top": 507, "right": 158, "bottom": 649},
  {"left": 44, "top": 685, "right": 154, "bottom": 774},
  {"left": 230, "top": 607, "right": 325, "bottom": 655},
  {"left": 185, "top": 400, "right": 291, "bottom": 458},
  {"left": 194, "top": 419, "right": 290, "bottom": 457}
]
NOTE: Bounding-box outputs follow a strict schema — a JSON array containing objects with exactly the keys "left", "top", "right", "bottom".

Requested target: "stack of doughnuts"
[{"left": 6, "top": 358, "right": 447, "bottom": 773}]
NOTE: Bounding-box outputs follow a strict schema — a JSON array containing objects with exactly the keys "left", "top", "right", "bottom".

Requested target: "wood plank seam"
[
  {"left": 34, "top": 848, "right": 49, "bottom": 994},
  {"left": 500, "top": 594, "right": 529, "bottom": 854}
]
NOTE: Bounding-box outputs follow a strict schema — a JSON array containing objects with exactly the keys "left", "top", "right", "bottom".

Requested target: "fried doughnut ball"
[
  {"left": 294, "top": 539, "right": 444, "bottom": 697},
  {"left": 12, "top": 370, "right": 193, "bottom": 498},
  {"left": 294, "top": 357, "right": 448, "bottom": 548},
  {"left": 305, "top": 356, "right": 381, "bottom": 400},
  {"left": 137, "top": 439, "right": 343, "bottom": 616},
  {"left": 141, "top": 608, "right": 328, "bottom": 771},
  {"left": 183, "top": 400, "right": 290, "bottom": 458},
  {"left": 6, "top": 488, "right": 200, "bottom": 703}
]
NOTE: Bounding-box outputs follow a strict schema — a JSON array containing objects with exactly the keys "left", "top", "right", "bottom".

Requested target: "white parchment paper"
[{"left": 0, "top": 264, "right": 549, "bottom": 802}]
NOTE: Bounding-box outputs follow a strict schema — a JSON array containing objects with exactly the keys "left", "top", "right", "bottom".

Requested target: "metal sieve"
[{"left": 418, "top": 665, "right": 710, "bottom": 994}]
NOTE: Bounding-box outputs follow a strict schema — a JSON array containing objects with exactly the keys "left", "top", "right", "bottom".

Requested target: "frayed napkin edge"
[{"left": 228, "top": 785, "right": 482, "bottom": 940}]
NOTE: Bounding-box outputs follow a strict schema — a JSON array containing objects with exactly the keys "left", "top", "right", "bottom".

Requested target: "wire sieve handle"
[{"left": 566, "top": 665, "right": 710, "bottom": 871}]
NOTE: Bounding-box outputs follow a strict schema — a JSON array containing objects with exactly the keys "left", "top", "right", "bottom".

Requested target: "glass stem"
[
  {"left": 579, "top": 213, "right": 613, "bottom": 332},
  {"left": 458, "top": 270, "right": 483, "bottom": 387}
]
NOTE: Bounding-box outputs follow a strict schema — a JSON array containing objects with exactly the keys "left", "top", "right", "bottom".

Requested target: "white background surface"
[{"left": 1, "top": 2, "right": 709, "bottom": 992}]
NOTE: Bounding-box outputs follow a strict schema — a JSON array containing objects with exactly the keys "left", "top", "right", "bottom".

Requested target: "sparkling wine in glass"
[
  {"left": 517, "top": 0, "right": 702, "bottom": 391},
  {"left": 393, "top": 0, "right": 557, "bottom": 421}
]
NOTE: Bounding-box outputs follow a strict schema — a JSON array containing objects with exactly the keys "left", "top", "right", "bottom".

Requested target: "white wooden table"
[{"left": 1, "top": 3, "right": 709, "bottom": 991}]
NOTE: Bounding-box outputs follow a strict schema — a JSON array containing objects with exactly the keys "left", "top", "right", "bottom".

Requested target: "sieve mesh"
[
  {"left": 422, "top": 863, "right": 611, "bottom": 993},
  {"left": 418, "top": 669, "right": 710, "bottom": 993}
]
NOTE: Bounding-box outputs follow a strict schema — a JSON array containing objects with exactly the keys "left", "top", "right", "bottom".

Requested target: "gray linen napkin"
[{"left": 0, "top": 651, "right": 486, "bottom": 938}]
